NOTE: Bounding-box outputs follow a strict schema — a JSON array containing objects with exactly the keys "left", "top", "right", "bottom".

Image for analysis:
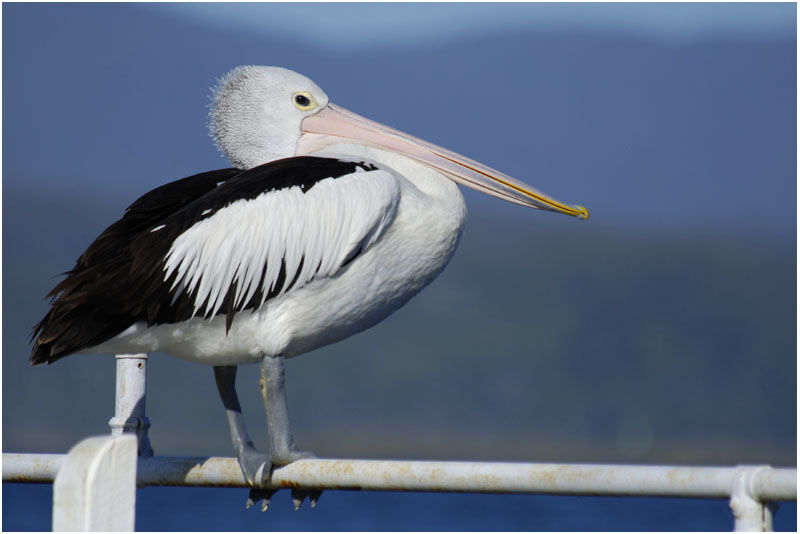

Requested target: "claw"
[
  {"left": 290, "top": 488, "right": 322, "bottom": 510},
  {"left": 291, "top": 489, "right": 304, "bottom": 510},
  {"left": 246, "top": 488, "right": 277, "bottom": 511}
]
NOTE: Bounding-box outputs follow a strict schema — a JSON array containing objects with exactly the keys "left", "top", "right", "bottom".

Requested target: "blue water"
[{"left": 3, "top": 483, "right": 796, "bottom": 531}]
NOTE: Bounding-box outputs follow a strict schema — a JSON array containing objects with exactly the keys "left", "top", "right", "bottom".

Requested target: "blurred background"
[{"left": 3, "top": 2, "right": 796, "bottom": 531}]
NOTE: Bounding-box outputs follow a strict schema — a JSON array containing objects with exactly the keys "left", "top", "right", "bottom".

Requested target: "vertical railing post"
[
  {"left": 52, "top": 435, "right": 137, "bottom": 531},
  {"left": 108, "top": 353, "right": 154, "bottom": 457}
]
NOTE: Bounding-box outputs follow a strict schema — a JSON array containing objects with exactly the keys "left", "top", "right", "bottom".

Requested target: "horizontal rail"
[
  {"left": 3, "top": 453, "right": 65, "bottom": 483},
  {"left": 3, "top": 453, "right": 796, "bottom": 501}
]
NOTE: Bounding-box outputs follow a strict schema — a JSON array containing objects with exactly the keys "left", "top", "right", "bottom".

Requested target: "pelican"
[{"left": 31, "top": 66, "right": 588, "bottom": 509}]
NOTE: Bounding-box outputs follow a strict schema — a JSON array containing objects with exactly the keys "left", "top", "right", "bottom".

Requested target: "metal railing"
[{"left": 3, "top": 354, "right": 796, "bottom": 531}]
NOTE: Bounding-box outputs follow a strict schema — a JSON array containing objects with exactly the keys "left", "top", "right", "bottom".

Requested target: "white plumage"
[
  {"left": 164, "top": 169, "right": 400, "bottom": 320},
  {"left": 210, "top": 66, "right": 328, "bottom": 168}
]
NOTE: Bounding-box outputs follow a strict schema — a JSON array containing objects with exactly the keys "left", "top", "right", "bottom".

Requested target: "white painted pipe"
[
  {"left": 3, "top": 453, "right": 795, "bottom": 501},
  {"left": 3, "top": 453, "right": 64, "bottom": 483},
  {"left": 107, "top": 354, "right": 153, "bottom": 456}
]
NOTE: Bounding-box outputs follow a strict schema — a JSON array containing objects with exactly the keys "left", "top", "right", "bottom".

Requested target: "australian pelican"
[{"left": 31, "top": 66, "right": 588, "bottom": 509}]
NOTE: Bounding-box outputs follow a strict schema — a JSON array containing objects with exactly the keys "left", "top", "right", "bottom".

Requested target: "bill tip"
[{"left": 575, "top": 205, "right": 589, "bottom": 220}]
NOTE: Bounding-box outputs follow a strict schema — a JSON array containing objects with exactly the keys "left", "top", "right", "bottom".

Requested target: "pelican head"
[{"left": 211, "top": 66, "right": 588, "bottom": 219}]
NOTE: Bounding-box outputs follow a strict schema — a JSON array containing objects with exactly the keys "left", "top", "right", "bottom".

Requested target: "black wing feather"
[
  {"left": 30, "top": 157, "right": 370, "bottom": 365},
  {"left": 31, "top": 167, "right": 241, "bottom": 364}
]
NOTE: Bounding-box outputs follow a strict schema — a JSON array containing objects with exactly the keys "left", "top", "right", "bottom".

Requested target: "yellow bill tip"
[{"left": 575, "top": 205, "right": 590, "bottom": 220}]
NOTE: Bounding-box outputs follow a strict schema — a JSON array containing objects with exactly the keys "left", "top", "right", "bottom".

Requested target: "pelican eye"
[{"left": 293, "top": 91, "right": 316, "bottom": 111}]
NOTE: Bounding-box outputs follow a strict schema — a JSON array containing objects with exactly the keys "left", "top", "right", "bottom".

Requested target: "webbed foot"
[
  {"left": 275, "top": 449, "right": 323, "bottom": 510},
  {"left": 238, "top": 446, "right": 321, "bottom": 510},
  {"left": 238, "top": 445, "right": 272, "bottom": 487},
  {"left": 271, "top": 447, "right": 315, "bottom": 466}
]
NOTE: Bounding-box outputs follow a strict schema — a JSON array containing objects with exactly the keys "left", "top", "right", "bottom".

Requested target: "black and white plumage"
[
  {"left": 32, "top": 157, "right": 390, "bottom": 365},
  {"left": 31, "top": 66, "right": 587, "bottom": 509}
]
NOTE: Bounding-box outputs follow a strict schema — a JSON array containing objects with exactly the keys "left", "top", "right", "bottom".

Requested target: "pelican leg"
[
  {"left": 260, "top": 354, "right": 320, "bottom": 509},
  {"left": 260, "top": 354, "right": 310, "bottom": 463},
  {"left": 213, "top": 365, "right": 272, "bottom": 505}
]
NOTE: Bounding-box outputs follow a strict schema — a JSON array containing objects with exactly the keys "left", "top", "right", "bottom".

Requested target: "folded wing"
[{"left": 31, "top": 156, "right": 400, "bottom": 364}]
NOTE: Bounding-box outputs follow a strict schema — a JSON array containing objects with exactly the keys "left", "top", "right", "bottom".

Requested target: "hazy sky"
[{"left": 149, "top": 2, "right": 794, "bottom": 50}]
